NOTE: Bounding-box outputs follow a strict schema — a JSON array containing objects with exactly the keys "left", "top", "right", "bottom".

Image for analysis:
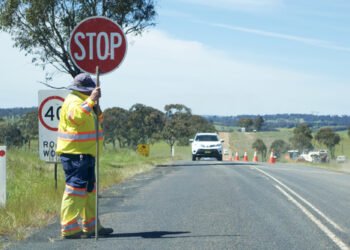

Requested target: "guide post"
[{"left": 0, "top": 146, "right": 6, "bottom": 207}]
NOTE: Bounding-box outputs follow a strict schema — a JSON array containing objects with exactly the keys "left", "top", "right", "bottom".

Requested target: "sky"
[{"left": 1, "top": 0, "right": 350, "bottom": 116}]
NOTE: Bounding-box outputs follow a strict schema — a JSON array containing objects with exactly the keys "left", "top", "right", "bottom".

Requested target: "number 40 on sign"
[{"left": 38, "top": 90, "right": 69, "bottom": 162}]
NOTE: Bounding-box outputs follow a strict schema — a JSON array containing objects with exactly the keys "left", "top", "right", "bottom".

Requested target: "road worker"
[{"left": 56, "top": 73, "right": 113, "bottom": 239}]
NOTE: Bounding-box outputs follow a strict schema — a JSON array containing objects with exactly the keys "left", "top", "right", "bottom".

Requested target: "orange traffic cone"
[
  {"left": 243, "top": 152, "right": 248, "bottom": 162},
  {"left": 234, "top": 152, "right": 240, "bottom": 161},
  {"left": 253, "top": 151, "right": 258, "bottom": 162},
  {"left": 269, "top": 151, "right": 276, "bottom": 164}
]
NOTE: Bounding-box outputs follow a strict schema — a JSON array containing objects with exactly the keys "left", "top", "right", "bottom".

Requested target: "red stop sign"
[{"left": 69, "top": 16, "right": 127, "bottom": 75}]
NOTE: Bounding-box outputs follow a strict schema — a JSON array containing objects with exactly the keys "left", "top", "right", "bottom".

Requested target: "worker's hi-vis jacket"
[{"left": 56, "top": 91, "right": 103, "bottom": 156}]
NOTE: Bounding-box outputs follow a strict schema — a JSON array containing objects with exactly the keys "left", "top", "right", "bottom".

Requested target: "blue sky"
[{"left": 1, "top": 0, "right": 350, "bottom": 116}]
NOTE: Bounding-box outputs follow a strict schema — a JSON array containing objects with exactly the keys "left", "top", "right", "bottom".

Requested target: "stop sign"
[{"left": 69, "top": 16, "right": 127, "bottom": 75}]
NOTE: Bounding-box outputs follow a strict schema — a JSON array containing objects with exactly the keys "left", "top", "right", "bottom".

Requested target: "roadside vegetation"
[
  {"left": 227, "top": 128, "right": 294, "bottom": 159},
  {"left": 225, "top": 128, "right": 350, "bottom": 172},
  {"left": 4, "top": 1, "right": 349, "bottom": 247},
  {"left": 0, "top": 140, "right": 190, "bottom": 247},
  {"left": 0, "top": 103, "right": 212, "bottom": 248},
  {"left": 1, "top": 107, "right": 350, "bottom": 248}
]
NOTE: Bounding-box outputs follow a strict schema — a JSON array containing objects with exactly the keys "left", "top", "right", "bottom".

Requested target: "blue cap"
[{"left": 67, "top": 73, "right": 96, "bottom": 93}]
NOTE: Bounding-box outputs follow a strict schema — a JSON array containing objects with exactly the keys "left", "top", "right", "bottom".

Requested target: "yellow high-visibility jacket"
[{"left": 56, "top": 91, "right": 103, "bottom": 156}]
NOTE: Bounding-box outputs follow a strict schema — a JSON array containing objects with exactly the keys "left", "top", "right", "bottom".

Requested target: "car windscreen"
[{"left": 195, "top": 135, "right": 219, "bottom": 142}]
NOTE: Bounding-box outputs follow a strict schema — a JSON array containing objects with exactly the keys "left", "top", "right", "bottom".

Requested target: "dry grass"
[{"left": 226, "top": 129, "right": 350, "bottom": 172}]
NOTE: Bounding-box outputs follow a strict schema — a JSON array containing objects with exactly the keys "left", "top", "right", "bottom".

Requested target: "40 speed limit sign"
[{"left": 38, "top": 90, "right": 69, "bottom": 162}]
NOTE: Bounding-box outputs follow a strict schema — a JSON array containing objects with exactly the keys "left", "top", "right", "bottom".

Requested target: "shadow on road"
[
  {"left": 99, "top": 231, "right": 241, "bottom": 239},
  {"left": 156, "top": 162, "right": 257, "bottom": 168},
  {"left": 101, "top": 231, "right": 190, "bottom": 238}
]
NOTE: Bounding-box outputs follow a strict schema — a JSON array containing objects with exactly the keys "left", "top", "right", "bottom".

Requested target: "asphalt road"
[{"left": 7, "top": 161, "right": 350, "bottom": 250}]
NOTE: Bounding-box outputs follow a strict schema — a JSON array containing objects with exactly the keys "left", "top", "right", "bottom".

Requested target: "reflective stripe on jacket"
[{"left": 56, "top": 91, "right": 103, "bottom": 156}]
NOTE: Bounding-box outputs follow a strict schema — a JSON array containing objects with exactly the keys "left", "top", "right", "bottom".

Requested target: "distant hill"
[
  {"left": 205, "top": 114, "right": 350, "bottom": 131},
  {"left": 0, "top": 107, "right": 37, "bottom": 118}
]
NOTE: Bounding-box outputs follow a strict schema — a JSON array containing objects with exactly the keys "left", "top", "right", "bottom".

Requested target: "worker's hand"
[{"left": 90, "top": 87, "right": 101, "bottom": 102}]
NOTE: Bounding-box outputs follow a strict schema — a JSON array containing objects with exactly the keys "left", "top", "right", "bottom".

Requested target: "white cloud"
[
  {"left": 182, "top": 0, "right": 282, "bottom": 11},
  {"left": 100, "top": 30, "right": 346, "bottom": 115},
  {"left": 210, "top": 23, "right": 350, "bottom": 52},
  {"left": 0, "top": 33, "right": 62, "bottom": 108},
  {"left": 1, "top": 29, "right": 348, "bottom": 115}
]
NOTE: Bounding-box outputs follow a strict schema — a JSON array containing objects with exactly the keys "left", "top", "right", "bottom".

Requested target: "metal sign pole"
[
  {"left": 68, "top": 16, "right": 127, "bottom": 240},
  {"left": 95, "top": 66, "right": 100, "bottom": 241},
  {"left": 54, "top": 155, "right": 59, "bottom": 191},
  {"left": 54, "top": 162, "right": 57, "bottom": 191}
]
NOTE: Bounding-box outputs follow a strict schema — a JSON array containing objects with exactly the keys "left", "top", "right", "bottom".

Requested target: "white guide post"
[{"left": 0, "top": 146, "right": 6, "bottom": 207}]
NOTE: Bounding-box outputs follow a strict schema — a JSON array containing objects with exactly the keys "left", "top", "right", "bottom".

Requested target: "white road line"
[
  {"left": 275, "top": 185, "right": 349, "bottom": 250},
  {"left": 253, "top": 166, "right": 344, "bottom": 232}
]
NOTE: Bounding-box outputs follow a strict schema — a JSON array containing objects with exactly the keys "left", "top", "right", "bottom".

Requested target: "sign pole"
[
  {"left": 54, "top": 155, "right": 58, "bottom": 191},
  {"left": 95, "top": 66, "right": 100, "bottom": 241},
  {"left": 54, "top": 162, "right": 57, "bottom": 190},
  {"left": 68, "top": 16, "right": 127, "bottom": 240}
]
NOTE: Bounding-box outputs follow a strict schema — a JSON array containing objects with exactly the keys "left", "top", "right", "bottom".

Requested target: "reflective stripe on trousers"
[{"left": 61, "top": 190, "right": 98, "bottom": 235}]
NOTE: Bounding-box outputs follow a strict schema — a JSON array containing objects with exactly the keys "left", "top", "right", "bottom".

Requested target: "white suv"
[{"left": 189, "top": 133, "right": 224, "bottom": 161}]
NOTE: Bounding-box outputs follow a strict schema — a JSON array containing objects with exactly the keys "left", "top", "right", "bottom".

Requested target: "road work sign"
[
  {"left": 137, "top": 144, "right": 150, "bottom": 157},
  {"left": 0, "top": 146, "right": 6, "bottom": 207},
  {"left": 38, "top": 90, "right": 69, "bottom": 162},
  {"left": 69, "top": 16, "right": 127, "bottom": 75}
]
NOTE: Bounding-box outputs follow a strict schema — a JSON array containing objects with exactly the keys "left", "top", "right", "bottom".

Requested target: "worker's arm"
[{"left": 68, "top": 88, "right": 101, "bottom": 126}]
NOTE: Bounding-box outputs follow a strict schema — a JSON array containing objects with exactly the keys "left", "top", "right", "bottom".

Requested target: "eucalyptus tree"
[
  {"left": 254, "top": 116, "right": 264, "bottom": 131},
  {"left": 252, "top": 139, "right": 267, "bottom": 161},
  {"left": 0, "top": 0, "right": 157, "bottom": 77},
  {"left": 290, "top": 123, "right": 313, "bottom": 153},
  {"left": 18, "top": 110, "right": 38, "bottom": 149},
  {"left": 238, "top": 118, "right": 254, "bottom": 132},
  {"left": 315, "top": 127, "right": 340, "bottom": 159},
  {"left": 270, "top": 139, "right": 290, "bottom": 159},
  {"left": 127, "top": 104, "right": 164, "bottom": 148},
  {"left": 0, "top": 123, "right": 24, "bottom": 149},
  {"left": 103, "top": 107, "right": 129, "bottom": 149},
  {"left": 163, "top": 104, "right": 216, "bottom": 156},
  {"left": 163, "top": 104, "right": 192, "bottom": 155}
]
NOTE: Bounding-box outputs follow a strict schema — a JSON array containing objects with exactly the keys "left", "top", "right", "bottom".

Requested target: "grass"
[
  {"left": 2, "top": 129, "right": 349, "bottom": 248},
  {"left": 0, "top": 141, "right": 190, "bottom": 248},
  {"left": 333, "top": 131, "right": 350, "bottom": 158},
  {"left": 226, "top": 129, "right": 350, "bottom": 170},
  {"left": 227, "top": 129, "right": 294, "bottom": 159}
]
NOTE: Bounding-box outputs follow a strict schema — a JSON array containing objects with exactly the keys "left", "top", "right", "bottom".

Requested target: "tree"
[
  {"left": 0, "top": 123, "right": 24, "bottom": 149},
  {"left": 18, "top": 110, "right": 38, "bottom": 149},
  {"left": 238, "top": 118, "right": 253, "bottom": 132},
  {"left": 103, "top": 107, "right": 129, "bottom": 149},
  {"left": 252, "top": 139, "right": 267, "bottom": 161},
  {"left": 315, "top": 127, "right": 340, "bottom": 159},
  {"left": 270, "top": 139, "right": 290, "bottom": 159},
  {"left": 290, "top": 123, "right": 313, "bottom": 152},
  {"left": 187, "top": 115, "right": 216, "bottom": 139},
  {"left": 163, "top": 104, "right": 192, "bottom": 154},
  {"left": 164, "top": 104, "right": 191, "bottom": 116},
  {"left": 127, "top": 104, "right": 164, "bottom": 148},
  {"left": 0, "top": 0, "right": 157, "bottom": 77},
  {"left": 254, "top": 116, "right": 264, "bottom": 131}
]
